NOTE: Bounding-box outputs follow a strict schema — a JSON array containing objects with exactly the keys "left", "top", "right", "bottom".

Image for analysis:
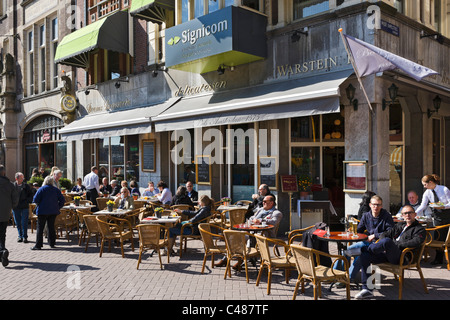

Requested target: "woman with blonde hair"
[{"left": 416, "top": 174, "right": 450, "bottom": 265}]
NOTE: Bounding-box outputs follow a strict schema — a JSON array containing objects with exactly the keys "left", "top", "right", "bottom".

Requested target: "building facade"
[{"left": 1, "top": 0, "right": 449, "bottom": 235}]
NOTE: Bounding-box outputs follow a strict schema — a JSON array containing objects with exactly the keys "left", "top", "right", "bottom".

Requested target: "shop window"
[
  {"left": 126, "top": 135, "right": 140, "bottom": 182},
  {"left": 389, "top": 104, "right": 402, "bottom": 142},
  {"left": 291, "top": 115, "right": 319, "bottom": 142},
  {"left": 322, "top": 113, "right": 344, "bottom": 142},
  {"left": 175, "top": 129, "right": 196, "bottom": 185},
  {"left": 98, "top": 137, "right": 110, "bottom": 181},
  {"left": 389, "top": 104, "right": 404, "bottom": 214}
]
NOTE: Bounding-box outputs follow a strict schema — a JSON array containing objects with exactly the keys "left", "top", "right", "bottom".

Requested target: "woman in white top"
[
  {"left": 416, "top": 174, "right": 450, "bottom": 265},
  {"left": 156, "top": 181, "right": 173, "bottom": 205}
]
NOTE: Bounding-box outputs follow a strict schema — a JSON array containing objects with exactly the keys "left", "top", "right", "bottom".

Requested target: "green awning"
[
  {"left": 54, "top": 11, "right": 129, "bottom": 68},
  {"left": 130, "top": 0, "right": 174, "bottom": 23}
]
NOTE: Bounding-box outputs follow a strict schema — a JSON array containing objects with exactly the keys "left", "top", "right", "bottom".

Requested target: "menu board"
[
  {"left": 196, "top": 155, "right": 211, "bottom": 185},
  {"left": 280, "top": 175, "right": 298, "bottom": 193},
  {"left": 141, "top": 139, "right": 156, "bottom": 172},
  {"left": 343, "top": 160, "right": 367, "bottom": 193},
  {"left": 258, "top": 156, "right": 278, "bottom": 188}
]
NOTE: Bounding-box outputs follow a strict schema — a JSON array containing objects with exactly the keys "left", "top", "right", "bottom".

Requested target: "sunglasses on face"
[{"left": 402, "top": 211, "right": 415, "bottom": 215}]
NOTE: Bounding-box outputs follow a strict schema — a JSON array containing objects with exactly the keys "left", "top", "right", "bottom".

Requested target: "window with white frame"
[
  {"left": 50, "top": 17, "right": 58, "bottom": 89},
  {"left": 38, "top": 24, "right": 46, "bottom": 92},
  {"left": 148, "top": 22, "right": 162, "bottom": 65},
  {"left": 27, "top": 30, "right": 34, "bottom": 95}
]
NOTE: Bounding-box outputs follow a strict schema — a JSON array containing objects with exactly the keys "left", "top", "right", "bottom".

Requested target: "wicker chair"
[
  {"left": 254, "top": 234, "right": 296, "bottom": 295},
  {"left": 96, "top": 216, "right": 135, "bottom": 258},
  {"left": 136, "top": 224, "right": 170, "bottom": 270},
  {"left": 54, "top": 209, "right": 79, "bottom": 242},
  {"left": 222, "top": 209, "right": 248, "bottom": 229},
  {"left": 375, "top": 240, "right": 428, "bottom": 300},
  {"left": 290, "top": 244, "right": 350, "bottom": 300},
  {"left": 288, "top": 225, "right": 315, "bottom": 245},
  {"left": 198, "top": 223, "right": 228, "bottom": 274},
  {"left": 425, "top": 224, "right": 450, "bottom": 271},
  {"left": 170, "top": 204, "right": 193, "bottom": 211},
  {"left": 179, "top": 215, "right": 212, "bottom": 258},
  {"left": 96, "top": 197, "right": 109, "bottom": 210},
  {"left": 28, "top": 203, "right": 37, "bottom": 233},
  {"left": 75, "top": 208, "right": 91, "bottom": 245},
  {"left": 223, "top": 230, "right": 260, "bottom": 283},
  {"left": 133, "top": 200, "right": 147, "bottom": 209},
  {"left": 233, "top": 200, "right": 253, "bottom": 206},
  {"left": 82, "top": 215, "right": 102, "bottom": 252}
]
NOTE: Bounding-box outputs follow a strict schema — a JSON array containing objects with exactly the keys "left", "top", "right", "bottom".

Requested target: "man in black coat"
[
  {"left": 0, "top": 165, "right": 19, "bottom": 267},
  {"left": 351, "top": 205, "right": 426, "bottom": 299}
]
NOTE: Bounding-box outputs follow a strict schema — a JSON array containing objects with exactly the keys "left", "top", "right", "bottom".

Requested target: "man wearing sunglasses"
[
  {"left": 249, "top": 195, "right": 282, "bottom": 239},
  {"left": 353, "top": 205, "right": 426, "bottom": 299}
]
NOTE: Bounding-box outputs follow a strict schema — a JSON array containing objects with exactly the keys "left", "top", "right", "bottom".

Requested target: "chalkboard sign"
[
  {"left": 141, "top": 139, "right": 156, "bottom": 172},
  {"left": 195, "top": 155, "right": 211, "bottom": 185},
  {"left": 258, "top": 156, "right": 278, "bottom": 189}
]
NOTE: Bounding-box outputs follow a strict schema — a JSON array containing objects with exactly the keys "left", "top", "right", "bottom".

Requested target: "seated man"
[
  {"left": 114, "top": 187, "right": 135, "bottom": 210},
  {"left": 110, "top": 180, "right": 121, "bottom": 197},
  {"left": 397, "top": 190, "right": 431, "bottom": 218},
  {"left": 185, "top": 181, "right": 198, "bottom": 202},
  {"left": 349, "top": 205, "right": 426, "bottom": 299},
  {"left": 99, "top": 177, "right": 112, "bottom": 195},
  {"left": 248, "top": 194, "right": 282, "bottom": 239},
  {"left": 337, "top": 195, "right": 395, "bottom": 282}
]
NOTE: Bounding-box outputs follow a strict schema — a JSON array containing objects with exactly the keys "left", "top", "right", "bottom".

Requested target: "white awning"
[
  {"left": 153, "top": 69, "right": 353, "bottom": 132},
  {"left": 59, "top": 97, "right": 179, "bottom": 141}
]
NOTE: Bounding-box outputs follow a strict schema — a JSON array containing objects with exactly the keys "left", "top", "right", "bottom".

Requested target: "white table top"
[
  {"left": 94, "top": 209, "right": 132, "bottom": 215},
  {"left": 217, "top": 204, "right": 249, "bottom": 211},
  {"left": 140, "top": 216, "right": 180, "bottom": 224},
  {"left": 63, "top": 204, "right": 95, "bottom": 210}
]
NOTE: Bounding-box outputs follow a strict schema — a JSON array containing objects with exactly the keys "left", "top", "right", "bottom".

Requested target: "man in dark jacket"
[
  {"left": 13, "top": 172, "right": 34, "bottom": 243},
  {"left": 353, "top": 205, "right": 426, "bottom": 299},
  {"left": 0, "top": 165, "right": 19, "bottom": 267}
]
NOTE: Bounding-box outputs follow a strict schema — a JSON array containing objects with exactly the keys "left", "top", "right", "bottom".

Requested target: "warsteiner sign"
[{"left": 60, "top": 94, "right": 77, "bottom": 113}]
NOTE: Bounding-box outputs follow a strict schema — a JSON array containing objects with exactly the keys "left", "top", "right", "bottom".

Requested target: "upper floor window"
[
  {"left": 27, "top": 30, "right": 34, "bottom": 95},
  {"left": 293, "top": 0, "right": 329, "bottom": 20},
  {"left": 50, "top": 17, "right": 59, "bottom": 89}
]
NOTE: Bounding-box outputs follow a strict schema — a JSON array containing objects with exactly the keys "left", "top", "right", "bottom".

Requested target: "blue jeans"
[
  {"left": 13, "top": 208, "right": 29, "bottom": 240},
  {"left": 334, "top": 241, "right": 370, "bottom": 280},
  {"left": 169, "top": 223, "right": 193, "bottom": 238}
]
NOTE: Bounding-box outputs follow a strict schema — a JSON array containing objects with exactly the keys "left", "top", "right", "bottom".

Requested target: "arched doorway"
[{"left": 23, "top": 115, "right": 66, "bottom": 179}]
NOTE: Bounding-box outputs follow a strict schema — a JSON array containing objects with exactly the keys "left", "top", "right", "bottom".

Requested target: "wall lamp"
[
  {"left": 291, "top": 27, "right": 309, "bottom": 42},
  {"left": 345, "top": 83, "right": 358, "bottom": 111},
  {"left": 420, "top": 30, "right": 444, "bottom": 44},
  {"left": 84, "top": 85, "right": 98, "bottom": 95},
  {"left": 427, "top": 95, "right": 442, "bottom": 118},
  {"left": 114, "top": 76, "right": 129, "bottom": 89},
  {"left": 152, "top": 66, "right": 168, "bottom": 78},
  {"left": 382, "top": 83, "right": 399, "bottom": 110}
]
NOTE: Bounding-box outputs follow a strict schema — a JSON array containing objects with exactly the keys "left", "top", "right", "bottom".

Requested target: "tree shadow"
[{"left": 6, "top": 260, "right": 100, "bottom": 272}]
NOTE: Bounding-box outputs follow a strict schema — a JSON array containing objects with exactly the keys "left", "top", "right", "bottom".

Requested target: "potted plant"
[
  {"left": 132, "top": 193, "right": 139, "bottom": 200},
  {"left": 298, "top": 175, "right": 312, "bottom": 200},
  {"left": 154, "top": 207, "right": 164, "bottom": 218},
  {"left": 28, "top": 176, "right": 44, "bottom": 187},
  {"left": 221, "top": 197, "right": 231, "bottom": 206},
  {"left": 59, "top": 178, "right": 73, "bottom": 192},
  {"left": 106, "top": 200, "right": 115, "bottom": 212},
  {"left": 73, "top": 196, "right": 81, "bottom": 206}
]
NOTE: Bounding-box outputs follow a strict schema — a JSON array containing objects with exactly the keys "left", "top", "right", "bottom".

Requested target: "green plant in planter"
[
  {"left": 59, "top": 178, "right": 73, "bottom": 191},
  {"left": 28, "top": 176, "right": 44, "bottom": 187}
]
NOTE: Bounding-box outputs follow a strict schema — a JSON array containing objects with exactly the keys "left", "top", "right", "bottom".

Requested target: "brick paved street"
[{"left": 1, "top": 224, "right": 449, "bottom": 308}]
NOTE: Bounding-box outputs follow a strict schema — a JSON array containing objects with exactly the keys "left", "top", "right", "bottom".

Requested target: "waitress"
[{"left": 416, "top": 174, "right": 450, "bottom": 265}]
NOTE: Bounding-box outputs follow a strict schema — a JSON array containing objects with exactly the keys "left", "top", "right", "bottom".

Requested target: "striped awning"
[{"left": 390, "top": 146, "right": 403, "bottom": 166}]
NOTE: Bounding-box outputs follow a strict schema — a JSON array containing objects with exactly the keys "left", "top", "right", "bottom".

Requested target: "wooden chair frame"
[
  {"left": 179, "top": 215, "right": 212, "bottom": 258},
  {"left": 198, "top": 223, "right": 228, "bottom": 274},
  {"left": 290, "top": 244, "right": 350, "bottom": 300},
  {"left": 425, "top": 224, "right": 450, "bottom": 271},
  {"left": 136, "top": 224, "right": 170, "bottom": 270},
  {"left": 96, "top": 216, "right": 135, "bottom": 258}
]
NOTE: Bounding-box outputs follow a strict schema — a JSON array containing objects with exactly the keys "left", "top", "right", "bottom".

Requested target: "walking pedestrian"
[
  {"left": 31, "top": 176, "right": 65, "bottom": 250},
  {"left": 12, "top": 172, "right": 34, "bottom": 243},
  {"left": 0, "top": 165, "right": 19, "bottom": 267}
]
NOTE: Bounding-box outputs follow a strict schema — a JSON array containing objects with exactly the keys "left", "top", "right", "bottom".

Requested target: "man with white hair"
[{"left": 13, "top": 172, "right": 34, "bottom": 243}]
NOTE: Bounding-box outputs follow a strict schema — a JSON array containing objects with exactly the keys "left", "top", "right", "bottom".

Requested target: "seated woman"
[
  {"left": 71, "top": 178, "right": 86, "bottom": 194},
  {"left": 170, "top": 186, "right": 194, "bottom": 207},
  {"left": 142, "top": 181, "right": 157, "bottom": 197},
  {"left": 156, "top": 181, "right": 173, "bottom": 205},
  {"left": 166, "top": 195, "right": 213, "bottom": 255},
  {"left": 130, "top": 180, "right": 141, "bottom": 197},
  {"left": 114, "top": 187, "right": 135, "bottom": 210}
]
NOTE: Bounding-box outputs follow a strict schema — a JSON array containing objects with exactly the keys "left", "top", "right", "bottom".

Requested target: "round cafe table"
[
  {"left": 316, "top": 231, "right": 368, "bottom": 254},
  {"left": 232, "top": 223, "right": 274, "bottom": 233}
]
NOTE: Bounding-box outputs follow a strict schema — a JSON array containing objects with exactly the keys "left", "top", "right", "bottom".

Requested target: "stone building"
[{"left": 1, "top": 0, "right": 449, "bottom": 235}]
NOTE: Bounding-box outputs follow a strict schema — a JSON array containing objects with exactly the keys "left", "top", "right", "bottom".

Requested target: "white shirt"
[
  {"left": 83, "top": 171, "right": 100, "bottom": 193},
  {"left": 416, "top": 184, "right": 450, "bottom": 215},
  {"left": 157, "top": 188, "right": 172, "bottom": 204}
]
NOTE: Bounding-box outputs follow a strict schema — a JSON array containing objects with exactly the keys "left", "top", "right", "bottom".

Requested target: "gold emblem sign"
[{"left": 60, "top": 94, "right": 77, "bottom": 112}]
